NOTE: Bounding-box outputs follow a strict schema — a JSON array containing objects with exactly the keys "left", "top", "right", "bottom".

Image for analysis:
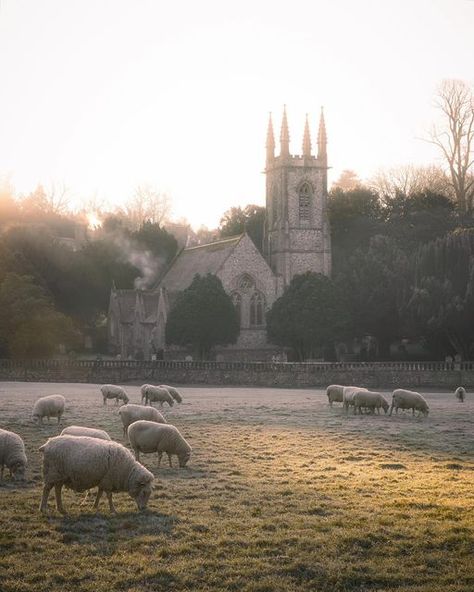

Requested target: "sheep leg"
[
  {"left": 106, "top": 492, "right": 116, "bottom": 513},
  {"left": 94, "top": 488, "right": 104, "bottom": 510},
  {"left": 158, "top": 452, "right": 163, "bottom": 467},
  {"left": 54, "top": 484, "right": 66, "bottom": 514},
  {"left": 0, "top": 464, "right": 4, "bottom": 481},
  {"left": 57, "top": 414, "right": 61, "bottom": 425},
  {"left": 168, "top": 453, "right": 172, "bottom": 468},
  {"left": 389, "top": 405, "right": 393, "bottom": 416},
  {"left": 40, "top": 483, "right": 54, "bottom": 513}
]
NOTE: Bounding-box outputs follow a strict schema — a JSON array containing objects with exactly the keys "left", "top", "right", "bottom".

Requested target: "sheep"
[
  {"left": 32, "top": 394, "right": 65, "bottom": 425},
  {"left": 389, "top": 389, "right": 429, "bottom": 417},
  {"left": 60, "top": 425, "right": 112, "bottom": 440},
  {"left": 326, "top": 384, "right": 344, "bottom": 407},
  {"left": 140, "top": 384, "right": 152, "bottom": 404},
  {"left": 454, "top": 386, "right": 466, "bottom": 403},
  {"left": 0, "top": 428, "right": 27, "bottom": 482},
  {"left": 128, "top": 421, "right": 191, "bottom": 468},
  {"left": 141, "top": 384, "right": 174, "bottom": 408},
  {"left": 39, "top": 435, "right": 154, "bottom": 514},
  {"left": 159, "top": 385, "right": 183, "bottom": 404},
  {"left": 343, "top": 386, "right": 368, "bottom": 413},
  {"left": 353, "top": 390, "right": 389, "bottom": 415},
  {"left": 100, "top": 384, "right": 129, "bottom": 406},
  {"left": 118, "top": 403, "right": 167, "bottom": 437}
]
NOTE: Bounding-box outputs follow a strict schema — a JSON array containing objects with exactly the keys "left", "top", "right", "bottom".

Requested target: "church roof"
[{"left": 160, "top": 234, "right": 244, "bottom": 294}]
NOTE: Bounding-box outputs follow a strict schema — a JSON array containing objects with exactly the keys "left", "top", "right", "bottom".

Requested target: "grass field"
[{"left": 0, "top": 382, "right": 473, "bottom": 592}]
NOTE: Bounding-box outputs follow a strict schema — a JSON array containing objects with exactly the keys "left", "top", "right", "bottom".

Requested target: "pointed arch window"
[
  {"left": 250, "top": 292, "right": 265, "bottom": 327},
  {"left": 231, "top": 292, "right": 242, "bottom": 326},
  {"left": 299, "top": 182, "right": 312, "bottom": 221}
]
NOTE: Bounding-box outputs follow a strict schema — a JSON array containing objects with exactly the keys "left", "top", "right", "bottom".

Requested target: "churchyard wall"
[{"left": 0, "top": 359, "right": 473, "bottom": 389}]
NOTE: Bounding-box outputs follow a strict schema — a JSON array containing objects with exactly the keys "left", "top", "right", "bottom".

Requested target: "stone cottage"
[{"left": 108, "top": 107, "right": 331, "bottom": 360}]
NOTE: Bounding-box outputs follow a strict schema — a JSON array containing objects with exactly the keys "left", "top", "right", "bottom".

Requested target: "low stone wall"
[{"left": 0, "top": 359, "right": 473, "bottom": 389}]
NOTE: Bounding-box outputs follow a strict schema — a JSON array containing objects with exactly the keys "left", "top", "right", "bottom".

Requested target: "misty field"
[{"left": 0, "top": 382, "right": 473, "bottom": 592}]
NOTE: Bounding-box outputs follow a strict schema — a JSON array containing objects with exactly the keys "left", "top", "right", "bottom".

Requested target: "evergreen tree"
[
  {"left": 266, "top": 272, "right": 350, "bottom": 361},
  {"left": 165, "top": 274, "right": 239, "bottom": 360}
]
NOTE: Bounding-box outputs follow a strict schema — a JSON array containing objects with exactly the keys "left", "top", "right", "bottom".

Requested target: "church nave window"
[
  {"left": 231, "top": 292, "right": 242, "bottom": 326},
  {"left": 250, "top": 292, "right": 265, "bottom": 327}
]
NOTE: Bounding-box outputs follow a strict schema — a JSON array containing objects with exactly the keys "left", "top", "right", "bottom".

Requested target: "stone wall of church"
[{"left": 217, "top": 234, "right": 281, "bottom": 349}]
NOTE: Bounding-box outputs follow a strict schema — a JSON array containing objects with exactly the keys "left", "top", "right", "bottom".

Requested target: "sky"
[{"left": 0, "top": 0, "right": 473, "bottom": 229}]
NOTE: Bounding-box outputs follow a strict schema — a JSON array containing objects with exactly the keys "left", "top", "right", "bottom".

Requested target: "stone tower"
[{"left": 263, "top": 106, "right": 331, "bottom": 288}]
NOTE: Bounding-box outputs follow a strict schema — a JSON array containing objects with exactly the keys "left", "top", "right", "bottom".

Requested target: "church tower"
[{"left": 264, "top": 107, "right": 331, "bottom": 288}]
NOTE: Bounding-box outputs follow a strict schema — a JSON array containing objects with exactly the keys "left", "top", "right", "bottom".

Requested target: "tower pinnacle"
[
  {"left": 280, "top": 105, "right": 290, "bottom": 157},
  {"left": 302, "top": 113, "right": 312, "bottom": 157},
  {"left": 266, "top": 112, "right": 275, "bottom": 164},
  {"left": 318, "top": 107, "right": 327, "bottom": 161}
]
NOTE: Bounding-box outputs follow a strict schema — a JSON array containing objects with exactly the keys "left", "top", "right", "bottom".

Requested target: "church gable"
[
  {"left": 217, "top": 233, "right": 280, "bottom": 330},
  {"left": 160, "top": 235, "right": 243, "bottom": 295}
]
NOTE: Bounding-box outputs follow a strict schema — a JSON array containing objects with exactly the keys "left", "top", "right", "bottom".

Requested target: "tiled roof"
[{"left": 160, "top": 234, "right": 243, "bottom": 294}]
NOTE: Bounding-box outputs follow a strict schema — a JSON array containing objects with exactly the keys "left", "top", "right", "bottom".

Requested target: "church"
[{"left": 108, "top": 107, "right": 332, "bottom": 360}]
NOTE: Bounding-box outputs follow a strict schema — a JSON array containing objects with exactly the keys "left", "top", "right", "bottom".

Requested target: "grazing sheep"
[
  {"left": 326, "top": 385, "right": 344, "bottom": 407},
  {"left": 343, "top": 386, "right": 368, "bottom": 413},
  {"left": 159, "top": 385, "right": 183, "bottom": 404},
  {"left": 142, "top": 385, "right": 174, "bottom": 408},
  {"left": 0, "top": 428, "right": 27, "bottom": 481},
  {"left": 100, "top": 384, "right": 129, "bottom": 406},
  {"left": 389, "top": 389, "right": 429, "bottom": 417},
  {"left": 353, "top": 390, "right": 389, "bottom": 415},
  {"left": 60, "top": 425, "right": 112, "bottom": 440},
  {"left": 128, "top": 421, "right": 191, "bottom": 468},
  {"left": 119, "top": 404, "right": 167, "bottom": 437},
  {"left": 32, "top": 394, "right": 65, "bottom": 425},
  {"left": 454, "top": 386, "right": 466, "bottom": 403},
  {"left": 39, "top": 435, "right": 154, "bottom": 514},
  {"left": 140, "top": 384, "right": 152, "bottom": 404}
]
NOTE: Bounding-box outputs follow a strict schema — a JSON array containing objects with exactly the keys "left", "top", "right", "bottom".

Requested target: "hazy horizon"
[{"left": 1, "top": 0, "right": 473, "bottom": 228}]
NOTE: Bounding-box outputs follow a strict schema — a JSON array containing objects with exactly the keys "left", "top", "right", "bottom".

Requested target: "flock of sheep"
[
  {"left": 1, "top": 383, "right": 189, "bottom": 515},
  {"left": 327, "top": 384, "right": 467, "bottom": 415},
  {"left": 0, "top": 382, "right": 468, "bottom": 516}
]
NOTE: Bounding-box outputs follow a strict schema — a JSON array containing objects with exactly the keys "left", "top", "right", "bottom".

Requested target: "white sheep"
[
  {"left": 159, "top": 385, "right": 183, "bottom": 404},
  {"left": 39, "top": 435, "right": 154, "bottom": 514},
  {"left": 389, "top": 389, "right": 429, "bottom": 417},
  {"left": 343, "top": 386, "right": 368, "bottom": 413},
  {"left": 141, "top": 384, "right": 174, "bottom": 408},
  {"left": 353, "top": 390, "right": 389, "bottom": 415},
  {"left": 454, "top": 386, "right": 466, "bottom": 403},
  {"left": 32, "top": 394, "right": 65, "bottom": 424},
  {"left": 60, "top": 425, "right": 112, "bottom": 440},
  {"left": 100, "top": 384, "right": 129, "bottom": 406},
  {"left": 128, "top": 421, "right": 191, "bottom": 468},
  {"left": 140, "top": 384, "right": 152, "bottom": 404},
  {"left": 0, "top": 428, "right": 27, "bottom": 481},
  {"left": 326, "top": 384, "right": 344, "bottom": 407},
  {"left": 118, "top": 403, "right": 167, "bottom": 437}
]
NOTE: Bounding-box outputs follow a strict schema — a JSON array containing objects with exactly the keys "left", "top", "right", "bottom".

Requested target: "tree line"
[{"left": 0, "top": 78, "right": 472, "bottom": 360}]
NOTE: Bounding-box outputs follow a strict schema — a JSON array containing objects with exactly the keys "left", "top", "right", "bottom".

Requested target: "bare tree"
[
  {"left": 123, "top": 184, "right": 172, "bottom": 229},
  {"left": 46, "top": 182, "right": 71, "bottom": 215},
  {"left": 20, "top": 182, "right": 71, "bottom": 216},
  {"left": 428, "top": 79, "right": 474, "bottom": 215},
  {"left": 369, "top": 164, "right": 451, "bottom": 203}
]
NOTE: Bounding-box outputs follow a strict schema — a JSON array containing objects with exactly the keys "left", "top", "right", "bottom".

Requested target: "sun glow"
[{"left": 86, "top": 212, "right": 102, "bottom": 230}]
